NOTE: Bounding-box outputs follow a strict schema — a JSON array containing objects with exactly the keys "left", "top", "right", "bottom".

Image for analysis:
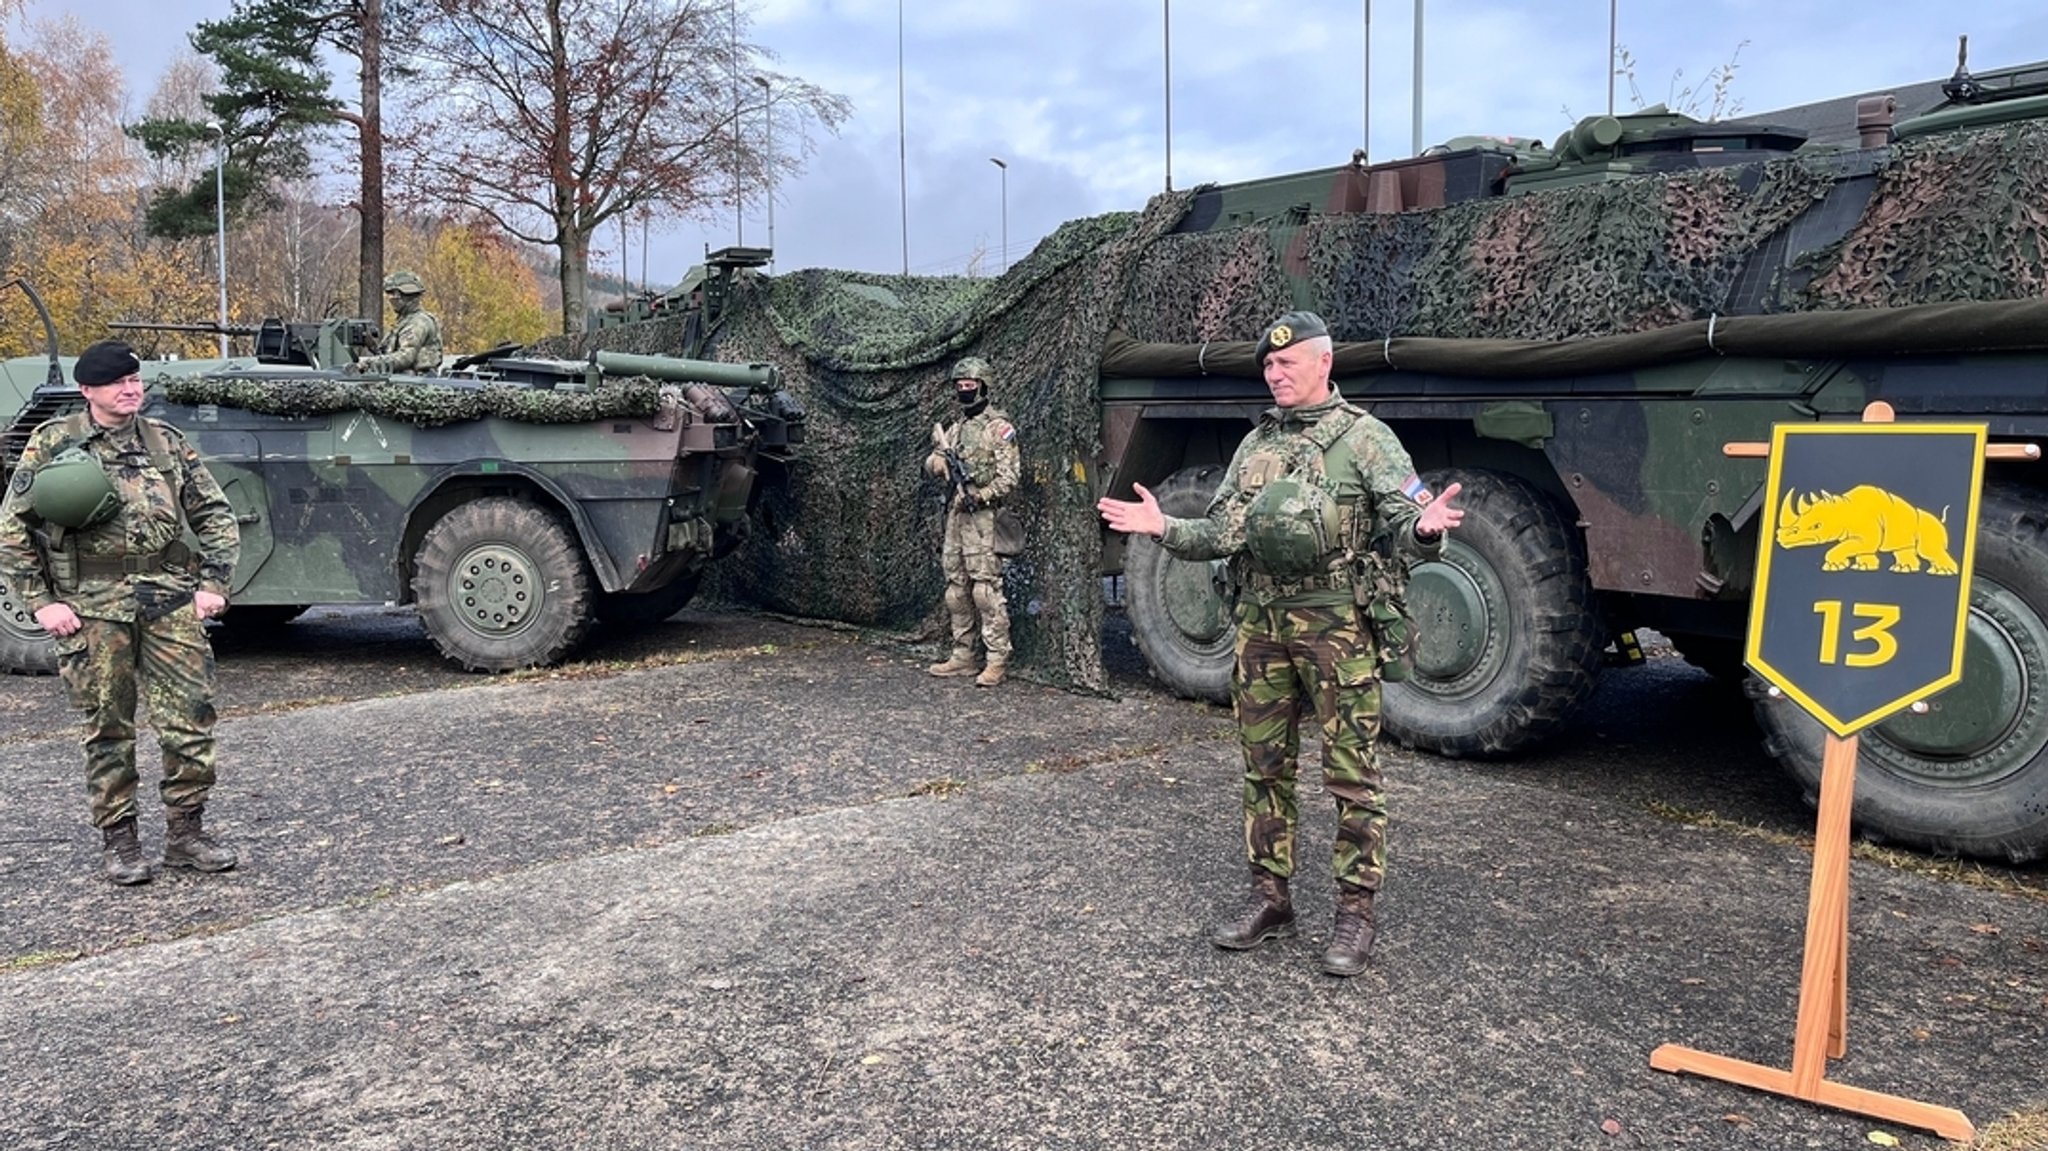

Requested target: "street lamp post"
[
  {"left": 754, "top": 76, "right": 774, "bottom": 268},
  {"left": 988, "top": 157, "right": 1007, "bottom": 275},
  {"left": 731, "top": 0, "right": 742, "bottom": 246},
  {"left": 1411, "top": 0, "right": 1424, "bottom": 156},
  {"left": 205, "top": 121, "right": 228, "bottom": 357},
  {"left": 897, "top": 0, "right": 909, "bottom": 274},
  {"left": 1163, "top": 0, "right": 1172, "bottom": 192}
]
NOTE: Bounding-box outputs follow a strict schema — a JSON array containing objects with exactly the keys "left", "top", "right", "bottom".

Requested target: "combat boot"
[
  {"left": 163, "top": 804, "right": 238, "bottom": 873},
  {"left": 927, "top": 650, "right": 979, "bottom": 677},
  {"left": 975, "top": 658, "right": 1007, "bottom": 687},
  {"left": 1209, "top": 870, "right": 1294, "bottom": 950},
  {"left": 100, "top": 816, "right": 151, "bottom": 886},
  {"left": 1320, "top": 888, "right": 1377, "bottom": 977}
]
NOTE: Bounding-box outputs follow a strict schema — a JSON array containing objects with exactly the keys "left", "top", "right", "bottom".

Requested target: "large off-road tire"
[
  {"left": 411, "top": 497, "right": 594, "bottom": 672},
  {"left": 1383, "top": 468, "right": 1606, "bottom": 757},
  {"left": 1752, "top": 482, "right": 2048, "bottom": 863},
  {"left": 1124, "top": 465, "right": 1233, "bottom": 703},
  {"left": 594, "top": 572, "right": 702, "bottom": 626},
  {"left": 0, "top": 572, "right": 55, "bottom": 675}
]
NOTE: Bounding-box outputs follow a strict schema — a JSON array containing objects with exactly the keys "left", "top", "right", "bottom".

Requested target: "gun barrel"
[
  {"left": 108, "top": 321, "right": 263, "bottom": 336},
  {"left": 592, "top": 350, "right": 781, "bottom": 389}
]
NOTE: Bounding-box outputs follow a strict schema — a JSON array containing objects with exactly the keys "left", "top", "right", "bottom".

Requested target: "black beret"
[
  {"left": 74, "top": 340, "right": 141, "bottom": 386},
  {"left": 1254, "top": 310, "right": 1331, "bottom": 363}
]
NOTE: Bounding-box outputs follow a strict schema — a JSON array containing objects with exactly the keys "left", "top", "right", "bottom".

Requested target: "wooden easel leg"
[
  {"left": 1789, "top": 734, "right": 1858, "bottom": 1090},
  {"left": 1649, "top": 734, "right": 1975, "bottom": 1141}
]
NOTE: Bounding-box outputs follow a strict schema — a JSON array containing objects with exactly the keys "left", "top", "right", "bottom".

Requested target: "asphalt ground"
[{"left": 0, "top": 608, "right": 2043, "bottom": 1150}]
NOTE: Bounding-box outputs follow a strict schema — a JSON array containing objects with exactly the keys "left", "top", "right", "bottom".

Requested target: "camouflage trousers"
[
  {"left": 1231, "top": 600, "right": 1388, "bottom": 892},
  {"left": 940, "top": 506, "right": 1010, "bottom": 661},
  {"left": 54, "top": 605, "right": 220, "bottom": 828}
]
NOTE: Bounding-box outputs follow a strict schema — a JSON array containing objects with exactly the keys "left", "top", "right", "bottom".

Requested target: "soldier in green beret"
[
  {"left": 351, "top": 270, "right": 444, "bottom": 375},
  {"left": 0, "top": 340, "right": 241, "bottom": 885},
  {"left": 1098, "top": 311, "right": 1463, "bottom": 975}
]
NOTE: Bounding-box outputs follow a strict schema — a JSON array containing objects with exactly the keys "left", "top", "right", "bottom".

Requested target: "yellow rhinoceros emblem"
[{"left": 1775, "top": 486, "right": 1957, "bottom": 575}]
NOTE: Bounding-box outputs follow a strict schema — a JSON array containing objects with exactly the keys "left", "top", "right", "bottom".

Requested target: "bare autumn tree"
[
  {"left": 129, "top": 0, "right": 408, "bottom": 321},
  {"left": 399, "top": 0, "right": 849, "bottom": 333}
]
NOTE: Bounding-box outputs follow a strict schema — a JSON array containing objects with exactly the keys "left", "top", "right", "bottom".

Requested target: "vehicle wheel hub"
[
  {"left": 1161, "top": 558, "right": 1230, "bottom": 647},
  {"left": 1869, "top": 594, "right": 2044, "bottom": 785},
  {"left": 454, "top": 544, "right": 538, "bottom": 636},
  {"left": 1407, "top": 558, "right": 1491, "bottom": 682}
]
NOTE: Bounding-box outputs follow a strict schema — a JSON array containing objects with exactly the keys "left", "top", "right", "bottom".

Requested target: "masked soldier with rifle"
[
  {"left": 0, "top": 340, "right": 241, "bottom": 885},
  {"left": 923, "top": 356, "right": 1020, "bottom": 686}
]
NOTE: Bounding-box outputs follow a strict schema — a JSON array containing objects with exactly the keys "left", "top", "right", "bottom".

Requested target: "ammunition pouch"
[
  {"left": 29, "top": 527, "right": 74, "bottom": 591},
  {"left": 993, "top": 507, "right": 1027, "bottom": 558},
  {"left": 1352, "top": 551, "right": 1415, "bottom": 682}
]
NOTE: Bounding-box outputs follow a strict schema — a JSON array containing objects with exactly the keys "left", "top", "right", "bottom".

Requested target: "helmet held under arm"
[{"left": 28, "top": 448, "right": 122, "bottom": 529}]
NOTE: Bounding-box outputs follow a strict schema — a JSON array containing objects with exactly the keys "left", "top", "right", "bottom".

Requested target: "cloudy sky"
[{"left": 29, "top": 0, "right": 2048, "bottom": 288}]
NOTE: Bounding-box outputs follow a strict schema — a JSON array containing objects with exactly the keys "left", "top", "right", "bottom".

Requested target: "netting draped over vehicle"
[
  {"left": 1114, "top": 120, "right": 2048, "bottom": 346},
  {"left": 550, "top": 119, "right": 2048, "bottom": 695},
  {"left": 159, "top": 373, "right": 668, "bottom": 426},
  {"left": 542, "top": 197, "right": 1191, "bottom": 694}
]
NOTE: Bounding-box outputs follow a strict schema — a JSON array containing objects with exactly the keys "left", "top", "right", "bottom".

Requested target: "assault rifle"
[{"left": 942, "top": 448, "right": 982, "bottom": 512}]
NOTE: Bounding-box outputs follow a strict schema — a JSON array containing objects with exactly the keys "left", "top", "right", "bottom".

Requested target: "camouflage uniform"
[
  {"left": 935, "top": 404, "right": 1021, "bottom": 671},
  {"left": 0, "top": 413, "right": 240, "bottom": 829},
  {"left": 1159, "top": 388, "right": 1438, "bottom": 895},
  {"left": 357, "top": 292, "right": 443, "bottom": 375}
]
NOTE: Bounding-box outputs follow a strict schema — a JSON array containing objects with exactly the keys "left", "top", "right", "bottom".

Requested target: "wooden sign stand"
[{"left": 1649, "top": 402, "right": 2037, "bottom": 1142}]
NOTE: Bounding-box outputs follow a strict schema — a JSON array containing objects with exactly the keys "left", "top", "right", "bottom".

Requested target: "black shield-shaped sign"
[{"left": 1746, "top": 423, "right": 1986, "bottom": 736}]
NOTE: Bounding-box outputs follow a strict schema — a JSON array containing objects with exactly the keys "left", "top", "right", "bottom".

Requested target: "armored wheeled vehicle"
[
  {"left": 1089, "top": 54, "right": 2048, "bottom": 861},
  {"left": 566, "top": 49, "right": 2048, "bottom": 863},
  {"left": 0, "top": 280, "right": 804, "bottom": 674}
]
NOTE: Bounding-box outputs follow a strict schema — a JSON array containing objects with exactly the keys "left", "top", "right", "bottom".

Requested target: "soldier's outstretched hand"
[
  {"left": 1098, "top": 484, "right": 1165, "bottom": 539},
  {"left": 1418, "top": 480, "right": 1465, "bottom": 537}
]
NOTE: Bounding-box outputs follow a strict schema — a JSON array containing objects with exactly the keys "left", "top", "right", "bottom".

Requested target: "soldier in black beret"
[
  {"left": 0, "top": 337, "right": 242, "bottom": 885},
  {"left": 72, "top": 339, "right": 143, "bottom": 386},
  {"left": 1100, "top": 309, "right": 1463, "bottom": 975}
]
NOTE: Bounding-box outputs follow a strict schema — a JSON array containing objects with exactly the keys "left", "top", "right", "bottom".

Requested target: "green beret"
[{"left": 1254, "top": 310, "right": 1331, "bottom": 363}]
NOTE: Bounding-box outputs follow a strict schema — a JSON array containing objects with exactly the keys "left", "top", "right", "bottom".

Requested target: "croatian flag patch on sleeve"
[{"left": 1402, "top": 473, "right": 1433, "bottom": 504}]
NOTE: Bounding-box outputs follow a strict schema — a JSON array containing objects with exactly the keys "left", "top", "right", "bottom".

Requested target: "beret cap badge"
[{"left": 1268, "top": 324, "right": 1294, "bottom": 348}]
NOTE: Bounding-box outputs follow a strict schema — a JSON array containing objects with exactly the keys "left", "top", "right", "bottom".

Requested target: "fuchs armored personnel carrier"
[
  {"left": 1091, "top": 54, "right": 2048, "bottom": 861},
  {"left": 0, "top": 279, "right": 804, "bottom": 674}
]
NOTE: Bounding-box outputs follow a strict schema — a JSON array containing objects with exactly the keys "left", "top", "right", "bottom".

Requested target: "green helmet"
[
  {"left": 1242, "top": 476, "right": 1344, "bottom": 579},
  {"left": 950, "top": 357, "right": 993, "bottom": 387},
  {"left": 29, "top": 448, "right": 122, "bottom": 529},
  {"left": 382, "top": 270, "right": 426, "bottom": 295}
]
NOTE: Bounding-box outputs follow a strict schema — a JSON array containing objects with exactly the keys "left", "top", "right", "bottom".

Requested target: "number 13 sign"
[{"left": 1746, "top": 421, "right": 1986, "bottom": 736}]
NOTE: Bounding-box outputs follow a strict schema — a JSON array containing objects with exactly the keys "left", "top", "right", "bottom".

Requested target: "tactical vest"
[
  {"left": 1235, "top": 403, "right": 1419, "bottom": 680},
  {"left": 38, "top": 414, "right": 190, "bottom": 586},
  {"left": 1238, "top": 406, "right": 1364, "bottom": 587}
]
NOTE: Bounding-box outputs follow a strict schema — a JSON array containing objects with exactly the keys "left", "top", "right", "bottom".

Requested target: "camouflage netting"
[
  {"left": 538, "top": 201, "right": 1182, "bottom": 695},
  {"left": 1117, "top": 119, "right": 2048, "bottom": 345},
  {"left": 541, "top": 119, "right": 2048, "bottom": 695},
  {"left": 160, "top": 373, "right": 668, "bottom": 427}
]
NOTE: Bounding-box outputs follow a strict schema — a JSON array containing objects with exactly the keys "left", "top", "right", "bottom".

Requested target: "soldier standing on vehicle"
[
  {"left": 1097, "top": 311, "right": 1464, "bottom": 976},
  {"left": 0, "top": 340, "right": 241, "bottom": 885},
  {"left": 923, "top": 356, "right": 1020, "bottom": 687},
  {"left": 351, "top": 270, "right": 443, "bottom": 374}
]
